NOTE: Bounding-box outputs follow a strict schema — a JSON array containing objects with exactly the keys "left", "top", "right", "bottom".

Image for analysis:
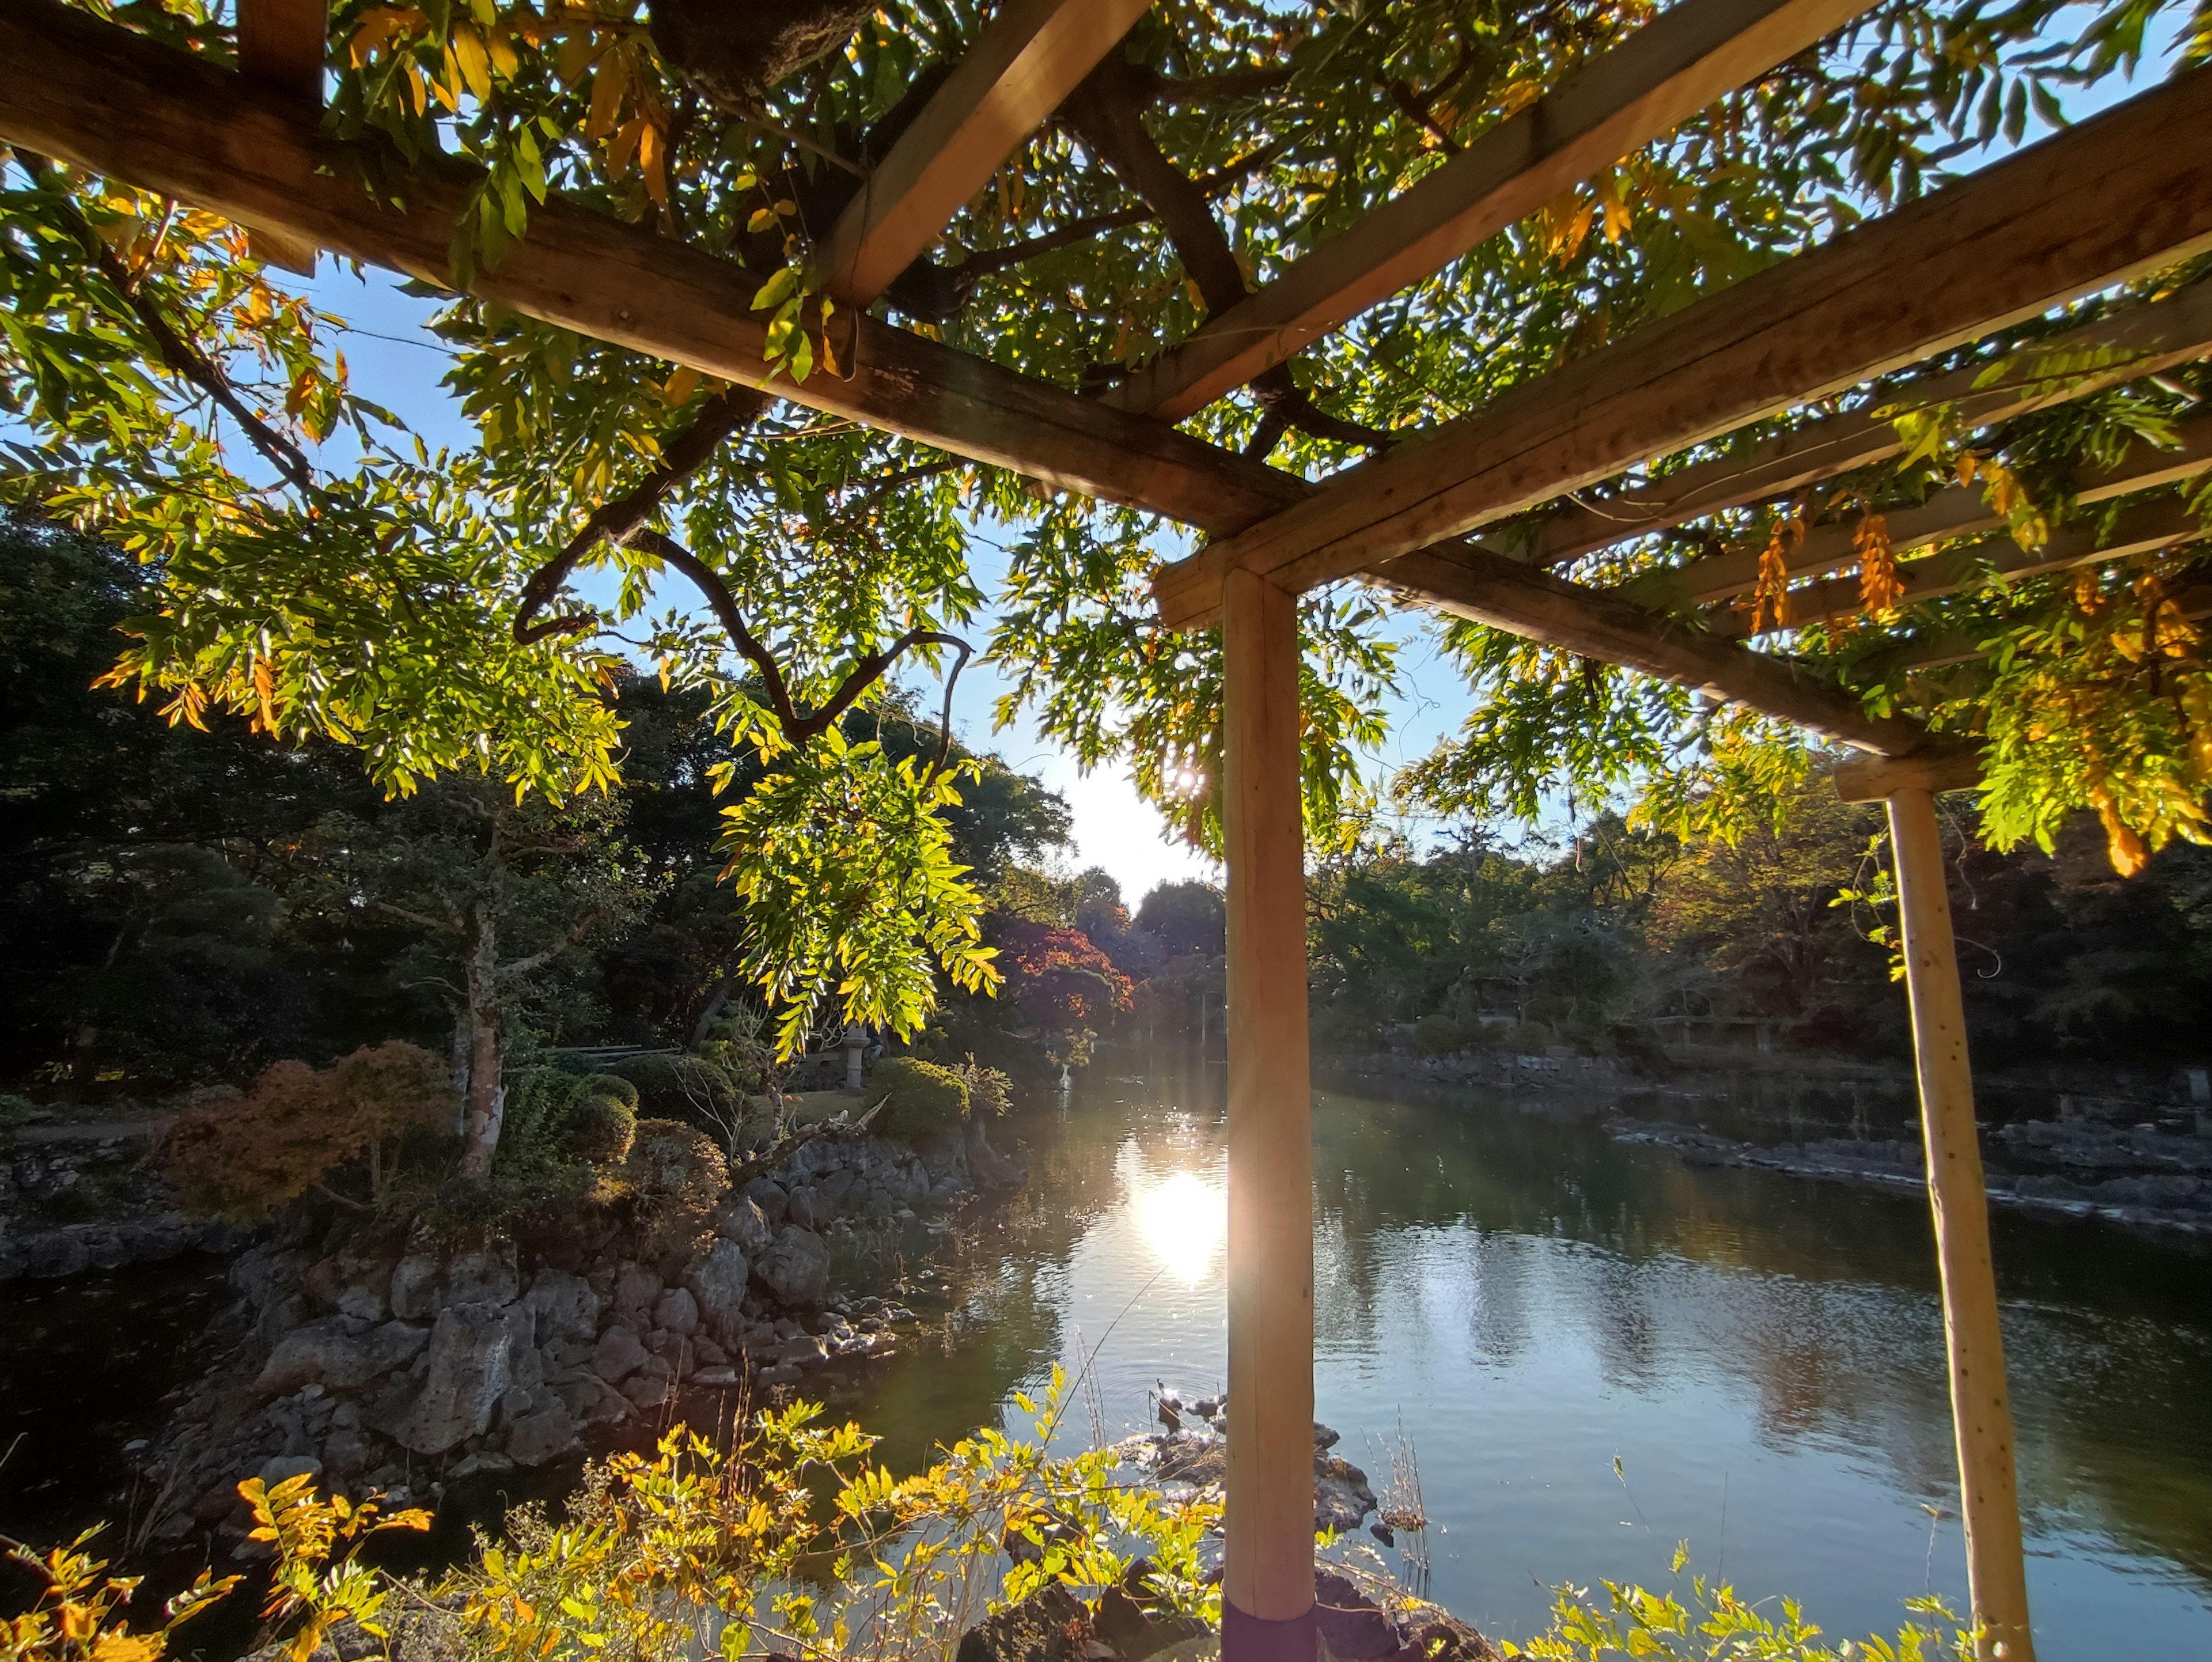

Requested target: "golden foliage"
[
  {"left": 1854, "top": 510, "right": 1902, "bottom": 616},
  {"left": 1748, "top": 509, "right": 1807, "bottom": 635}
]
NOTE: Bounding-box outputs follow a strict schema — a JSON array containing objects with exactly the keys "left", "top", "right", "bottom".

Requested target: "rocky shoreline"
[
  {"left": 1608, "top": 1113, "right": 2212, "bottom": 1236},
  {"left": 135, "top": 1116, "right": 1025, "bottom": 1550}
]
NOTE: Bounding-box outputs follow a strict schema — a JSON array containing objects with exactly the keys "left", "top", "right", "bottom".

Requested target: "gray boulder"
[
  {"left": 257, "top": 1453, "right": 323, "bottom": 1490},
  {"left": 714, "top": 1192, "right": 774, "bottom": 1256},
  {"left": 256, "top": 1320, "right": 379, "bottom": 1396},
  {"left": 388, "top": 1252, "right": 442, "bottom": 1320},
  {"left": 522, "top": 1270, "right": 600, "bottom": 1343},
  {"left": 445, "top": 1242, "right": 520, "bottom": 1307},
  {"left": 682, "top": 1241, "right": 750, "bottom": 1341},
  {"left": 389, "top": 1304, "right": 525, "bottom": 1455},
  {"left": 612, "top": 1262, "right": 662, "bottom": 1325},
  {"left": 368, "top": 1320, "right": 431, "bottom": 1371},
  {"left": 743, "top": 1178, "right": 790, "bottom": 1226},
  {"left": 786, "top": 1186, "right": 838, "bottom": 1231},
  {"left": 652, "top": 1286, "right": 700, "bottom": 1337},
  {"left": 506, "top": 1403, "right": 581, "bottom": 1467},
  {"left": 752, "top": 1225, "right": 830, "bottom": 1308},
  {"left": 592, "top": 1325, "right": 649, "bottom": 1384}
]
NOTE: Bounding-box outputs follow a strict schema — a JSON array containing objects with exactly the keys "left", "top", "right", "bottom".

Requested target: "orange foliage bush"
[{"left": 163, "top": 1042, "right": 458, "bottom": 1220}]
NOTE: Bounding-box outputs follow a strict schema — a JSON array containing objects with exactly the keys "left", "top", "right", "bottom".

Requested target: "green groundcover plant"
[{"left": 3, "top": 1377, "right": 1984, "bottom": 1662}]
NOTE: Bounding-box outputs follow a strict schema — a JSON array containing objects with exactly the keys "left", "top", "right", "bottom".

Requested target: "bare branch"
[{"left": 501, "top": 908, "right": 606, "bottom": 980}]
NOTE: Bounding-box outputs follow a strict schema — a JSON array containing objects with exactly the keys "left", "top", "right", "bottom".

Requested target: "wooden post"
[
  {"left": 1886, "top": 787, "right": 2035, "bottom": 1662},
  {"left": 1221, "top": 566, "right": 1316, "bottom": 1661}
]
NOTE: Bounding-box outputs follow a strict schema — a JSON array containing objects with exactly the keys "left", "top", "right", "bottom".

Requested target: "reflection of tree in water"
[
  {"left": 1308, "top": 1085, "right": 2212, "bottom": 1586},
  {"left": 823, "top": 1065, "right": 2212, "bottom": 1598}
]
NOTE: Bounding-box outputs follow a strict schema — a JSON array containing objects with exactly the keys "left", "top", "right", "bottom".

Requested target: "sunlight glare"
[{"left": 1131, "top": 1168, "right": 1227, "bottom": 1282}]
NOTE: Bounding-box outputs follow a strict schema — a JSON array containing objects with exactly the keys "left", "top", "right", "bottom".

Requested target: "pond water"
[
  {"left": 4, "top": 1055, "right": 2206, "bottom": 1660},
  {"left": 820, "top": 1050, "right": 2212, "bottom": 1660}
]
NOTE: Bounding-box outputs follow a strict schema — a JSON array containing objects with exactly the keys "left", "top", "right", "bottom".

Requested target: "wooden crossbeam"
[
  {"left": 1529, "top": 283, "right": 2212, "bottom": 574},
  {"left": 1833, "top": 749, "right": 1982, "bottom": 800},
  {"left": 1103, "top": 0, "right": 1875, "bottom": 422},
  {"left": 1630, "top": 408, "right": 2212, "bottom": 611},
  {"left": 236, "top": 0, "right": 325, "bottom": 275},
  {"left": 0, "top": 0, "right": 1310, "bottom": 535},
  {"left": 1154, "top": 68, "right": 2212, "bottom": 628},
  {"left": 1712, "top": 493, "right": 2207, "bottom": 638},
  {"left": 816, "top": 0, "right": 1150, "bottom": 309},
  {"left": 1371, "top": 539, "right": 1955, "bottom": 758}
]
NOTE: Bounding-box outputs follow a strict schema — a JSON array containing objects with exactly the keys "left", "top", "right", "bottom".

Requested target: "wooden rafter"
[
  {"left": 1104, "top": 0, "right": 1877, "bottom": 422},
  {"left": 0, "top": 0, "right": 1307, "bottom": 533},
  {"left": 1631, "top": 408, "right": 2212, "bottom": 611},
  {"left": 1371, "top": 539, "right": 1956, "bottom": 758},
  {"left": 1529, "top": 283, "right": 2212, "bottom": 574},
  {"left": 235, "top": 0, "right": 324, "bottom": 275},
  {"left": 1154, "top": 67, "right": 2212, "bottom": 627},
  {"left": 816, "top": 0, "right": 1151, "bottom": 309}
]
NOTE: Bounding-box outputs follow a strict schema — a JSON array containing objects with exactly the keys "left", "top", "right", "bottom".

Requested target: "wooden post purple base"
[{"left": 1221, "top": 566, "right": 1316, "bottom": 1660}]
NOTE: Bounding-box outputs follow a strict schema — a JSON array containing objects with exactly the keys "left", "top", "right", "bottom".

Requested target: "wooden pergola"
[{"left": 9, "top": 1, "right": 2212, "bottom": 1656}]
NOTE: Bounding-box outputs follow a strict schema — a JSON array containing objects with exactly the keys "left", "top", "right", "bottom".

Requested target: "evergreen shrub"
[{"left": 870, "top": 1057, "right": 969, "bottom": 1144}]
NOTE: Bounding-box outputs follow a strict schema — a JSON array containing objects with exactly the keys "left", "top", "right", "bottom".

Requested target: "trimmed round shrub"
[
  {"left": 581, "top": 1072, "right": 641, "bottom": 1112},
  {"left": 1413, "top": 1013, "right": 1469, "bottom": 1057},
  {"left": 598, "top": 1052, "right": 690, "bottom": 1118},
  {"left": 565, "top": 1092, "right": 638, "bottom": 1164},
  {"left": 870, "top": 1057, "right": 969, "bottom": 1145}
]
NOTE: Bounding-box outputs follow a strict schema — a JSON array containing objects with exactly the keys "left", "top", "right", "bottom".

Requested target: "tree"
[
  {"left": 1135, "top": 883, "right": 1226, "bottom": 958},
  {"left": 5, "top": 0, "right": 2206, "bottom": 1023},
  {"left": 279, "top": 779, "right": 648, "bottom": 1179}
]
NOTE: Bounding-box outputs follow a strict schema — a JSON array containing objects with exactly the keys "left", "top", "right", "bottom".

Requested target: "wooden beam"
[
  {"left": 1154, "top": 68, "right": 2212, "bottom": 627},
  {"left": 1712, "top": 493, "right": 2209, "bottom": 638},
  {"left": 1834, "top": 749, "right": 1979, "bottom": 801},
  {"left": 1526, "top": 284, "right": 2212, "bottom": 574},
  {"left": 816, "top": 0, "right": 1151, "bottom": 309},
  {"left": 1885, "top": 786, "right": 2036, "bottom": 1662},
  {"left": 1104, "top": 0, "right": 1876, "bottom": 422},
  {"left": 0, "top": 0, "right": 1309, "bottom": 536},
  {"left": 1219, "top": 566, "right": 1317, "bottom": 1662},
  {"left": 236, "top": 0, "right": 325, "bottom": 275},
  {"left": 1372, "top": 538, "right": 1956, "bottom": 758}
]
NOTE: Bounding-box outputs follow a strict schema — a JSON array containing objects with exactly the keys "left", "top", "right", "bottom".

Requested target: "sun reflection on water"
[{"left": 1131, "top": 1167, "right": 1227, "bottom": 1282}]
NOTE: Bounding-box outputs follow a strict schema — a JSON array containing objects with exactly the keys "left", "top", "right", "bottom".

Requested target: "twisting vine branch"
[
  {"left": 1061, "top": 58, "right": 1395, "bottom": 457},
  {"left": 513, "top": 383, "right": 772, "bottom": 644},
  {"left": 624, "top": 528, "right": 971, "bottom": 776}
]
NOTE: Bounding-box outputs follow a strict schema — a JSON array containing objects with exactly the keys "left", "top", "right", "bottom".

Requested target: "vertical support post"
[
  {"left": 1887, "top": 787, "right": 2035, "bottom": 1662},
  {"left": 1221, "top": 567, "right": 1316, "bottom": 1661}
]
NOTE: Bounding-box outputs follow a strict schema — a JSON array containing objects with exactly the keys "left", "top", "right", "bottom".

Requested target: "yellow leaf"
[
  {"left": 450, "top": 25, "right": 493, "bottom": 101},
  {"left": 585, "top": 50, "right": 630, "bottom": 142},
  {"left": 1855, "top": 510, "right": 1902, "bottom": 616},
  {"left": 639, "top": 120, "right": 668, "bottom": 208},
  {"left": 556, "top": 33, "right": 596, "bottom": 86},
  {"left": 663, "top": 364, "right": 700, "bottom": 404}
]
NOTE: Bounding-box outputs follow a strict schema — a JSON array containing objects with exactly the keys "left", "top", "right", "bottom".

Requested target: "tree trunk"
[{"left": 456, "top": 910, "right": 505, "bottom": 1182}]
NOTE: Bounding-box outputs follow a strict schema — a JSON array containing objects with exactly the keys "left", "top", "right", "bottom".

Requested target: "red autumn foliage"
[
  {"left": 997, "top": 919, "right": 1133, "bottom": 1032},
  {"left": 162, "top": 1042, "right": 458, "bottom": 1220}
]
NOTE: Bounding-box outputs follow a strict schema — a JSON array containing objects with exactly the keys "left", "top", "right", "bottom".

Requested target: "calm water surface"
[{"left": 824, "top": 1052, "right": 2212, "bottom": 1659}]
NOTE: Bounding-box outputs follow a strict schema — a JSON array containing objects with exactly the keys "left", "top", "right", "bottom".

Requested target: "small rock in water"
[{"left": 1370, "top": 1520, "right": 1396, "bottom": 1546}]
